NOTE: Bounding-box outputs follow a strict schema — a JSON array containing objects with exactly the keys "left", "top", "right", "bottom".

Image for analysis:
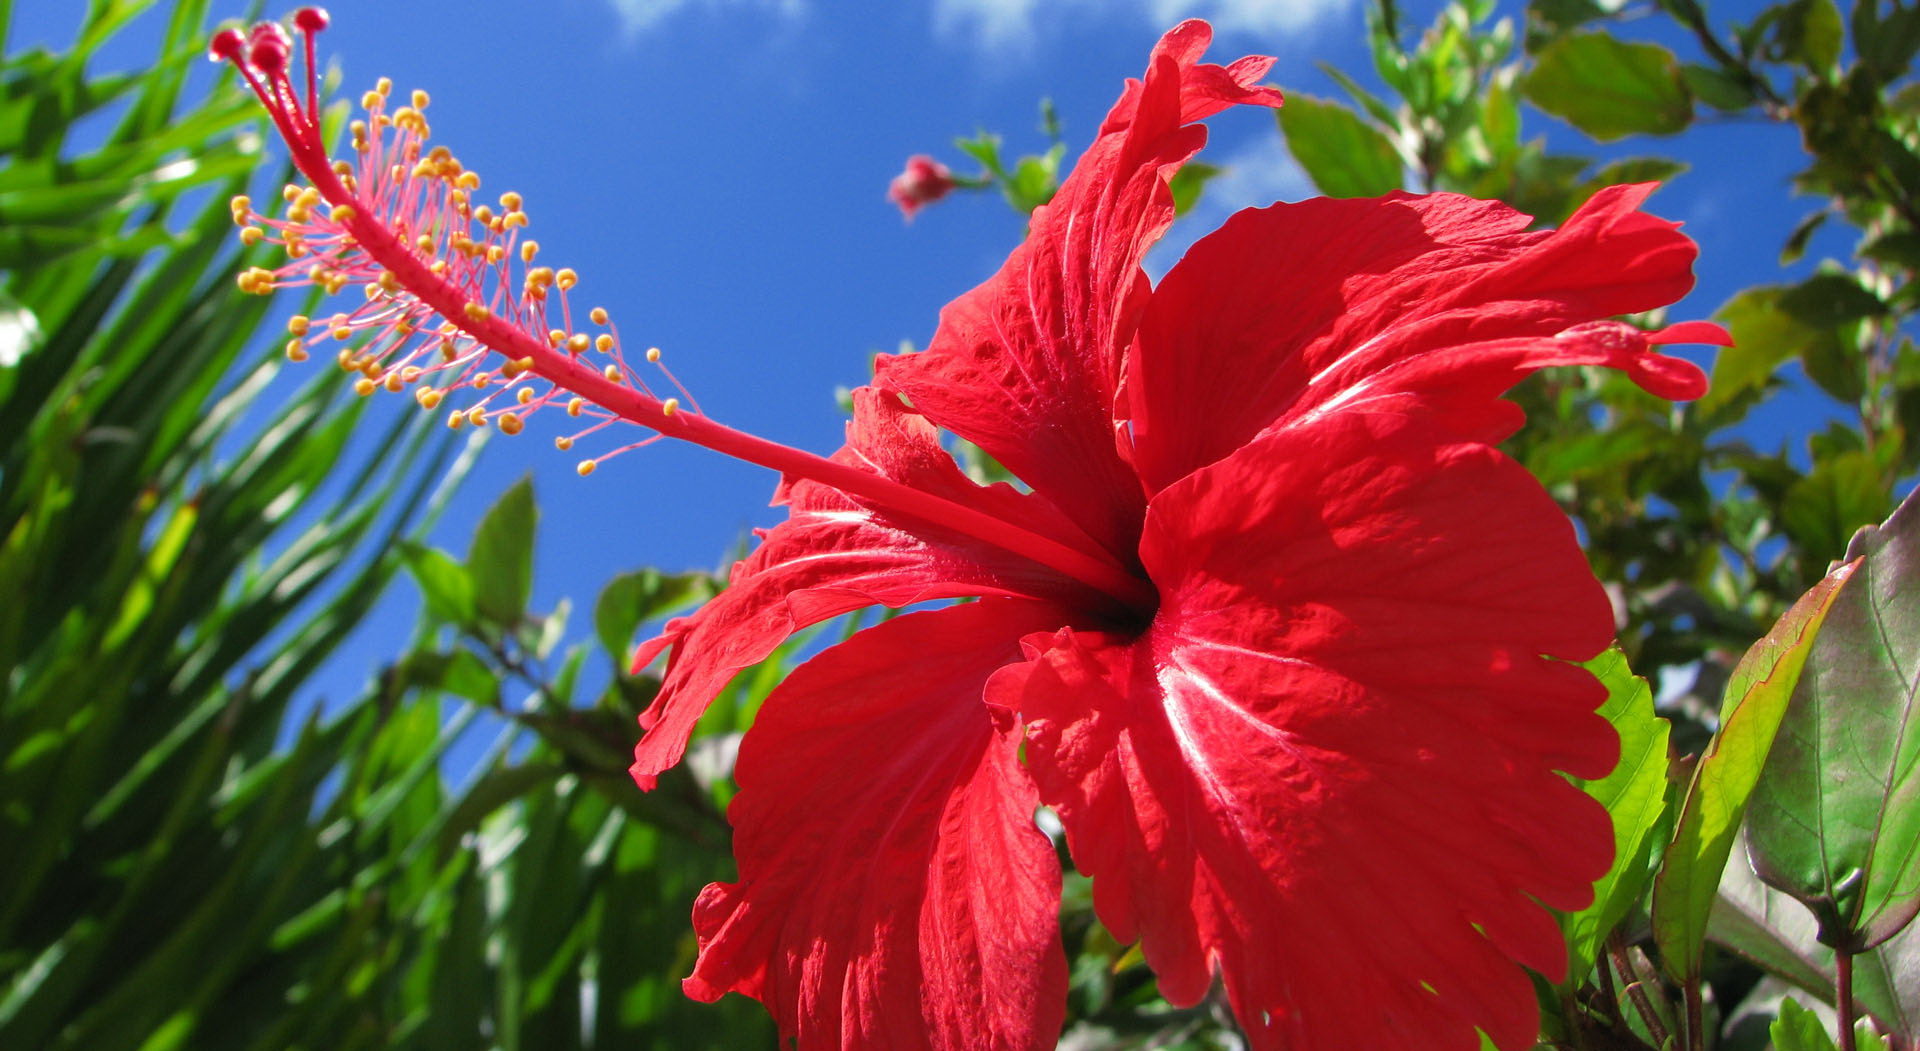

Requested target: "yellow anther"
[
  {"left": 576, "top": 459, "right": 597, "bottom": 476},
  {"left": 555, "top": 436, "right": 574, "bottom": 451},
  {"left": 287, "top": 205, "right": 312, "bottom": 224},
  {"left": 361, "top": 359, "right": 383, "bottom": 379},
  {"left": 288, "top": 315, "right": 311, "bottom": 336},
  {"left": 325, "top": 273, "right": 350, "bottom": 295},
  {"left": 528, "top": 267, "right": 554, "bottom": 286},
  {"left": 487, "top": 217, "right": 505, "bottom": 235},
  {"left": 556, "top": 268, "right": 578, "bottom": 290},
  {"left": 502, "top": 358, "right": 527, "bottom": 379},
  {"left": 400, "top": 366, "right": 423, "bottom": 383},
  {"left": 411, "top": 159, "right": 436, "bottom": 178},
  {"left": 498, "top": 413, "right": 523, "bottom": 436},
  {"left": 429, "top": 260, "right": 448, "bottom": 275},
  {"left": 646, "top": 346, "right": 662, "bottom": 363},
  {"left": 377, "top": 270, "right": 401, "bottom": 294},
  {"left": 331, "top": 204, "right": 356, "bottom": 225},
  {"left": 500, "top": 191, "right": 523, "bottom": 211},
  {"left": 385, "top": 372, "right": 407, "bottom": 393},
  {"left": 455, "top": 171, "right": 481, "bottom": 190},
  {"left": 440, "top": 339, "right": 459, "bottom": 361},
  {"left": 239, "top": 227, "right": 264, "bottom": 246},
  {"left": 229, "top": 197, "right": 251, "bottom": 224},
  {"left": 447, "top": 410, "right": 465, "bottom": 430},
  {"left": 567, "top": 334, "right": 590, "bottom": 353},
  {"left": 415, "top": 233, "right": 434, "bottom": 252},
  {"left": 473, "top": 205, "right": 494, "bottom": 225},
  {"left": 590, "top": 307, "right": 609, "bottom": 325},
  {"left": 376, "top": 76, "right": 393, "bottom": 96},
  {"left": 297, "top": 187, "right": 322, "bottom": 207},
  {"left": 336, "top": 348, "right": 357, "bottom": 371},
  {"left": 520, "top": 241, "right": 540, "bottom": 263},
  {"left": 466, "top": 406, "right": 488, "bottom": 428},
  {"left": 547, "top": 330, "right": 566, "bottom": 348},
  {"left": 350, "top": 118, "right": 367, "bottom": 139},
  {"left": 339, "top": 174, "right": 357, "bottom": 194},
  {"left": 332, "top": 325, "right": 353, "bottom": 341},
  {"left": 661, "top": 398, "right": 680, "bottom": 417},
  {"left": 463, "top": 302, "right": 490, "bottom": 323},
  {"left": 416, "top": 387, "right": 443, "bottom": 410},
  {"left": 502, "top": 212, "right": 527, "bottom": 229},
  {"left": 285, "top": 340, "right": 309, "bottom": 363},
  {"left": 486, "top": 244, "right": 505, "bottom": 264},
  {"left": 362, "top": 89, "right": 383, "bottom": 110},
  {"left": 594, "top": 334, "right": 614, "bottom": 353},
  {"left": 517, "top": 387, "right": 535, "bottom": 405},
  {"left": 353, "top": 377, "right": 377, "bottom": 397},
  {"left": 472, "top": 373, "right": 492, "bottom": 389},
  {"left": 602, "top": 364, "right": 622, "bottom": 381},
  {"left": 566, "top": 397, "right": 585, "bottom": 417},
  {"left": 411, "top": 88, "right": 430, "bottom": 109},
  {"left": 331, "top": 160, "right": 353, "bottom": 176},
  {"left": 282, "top": 184, "right": 301, "bottom": 202}
]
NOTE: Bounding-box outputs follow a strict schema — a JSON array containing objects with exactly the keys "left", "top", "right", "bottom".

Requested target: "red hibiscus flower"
[{"left": 216, "top": 12, "right": 1725, "bottom": 1049}]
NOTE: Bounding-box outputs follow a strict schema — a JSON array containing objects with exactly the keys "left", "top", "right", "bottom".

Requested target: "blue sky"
[{"left": 13, "top": 0, "right": 1824, "bottom": 716}]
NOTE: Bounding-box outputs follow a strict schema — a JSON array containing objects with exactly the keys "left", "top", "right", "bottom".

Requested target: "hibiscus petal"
[
  {"left": 685, "top": 599, "right": 1069, "bottom": 1051},
  {"left": 1004, "top": 409, "right": 1618, "bottom": 1050},
  {"left": 874, "top": 21, "right": 1281, "bottom": 556},
  {"left": 1128, "top": 184, "right": 1722, "bottom": 491},
  {"left": 630, "top": 388, "right": 1099, "bottom": 786}
]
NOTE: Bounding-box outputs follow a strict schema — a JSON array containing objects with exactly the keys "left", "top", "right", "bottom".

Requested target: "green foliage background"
[{"left": 1, "top": 0, "right": 1917, "bottom": 1049}]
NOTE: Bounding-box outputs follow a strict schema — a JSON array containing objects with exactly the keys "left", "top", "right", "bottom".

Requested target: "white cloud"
[
  {"left": 606, "top": 0, "right": 806, "bottom": 37},
  {"left": 933, "top": 0, "right": 1354, "bottom": 50}
]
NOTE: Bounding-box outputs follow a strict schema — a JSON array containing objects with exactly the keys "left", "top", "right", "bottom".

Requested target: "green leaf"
[
  {"left": 402, "top": 543, "right": 477, "bottom": 627},
  {"left": 1748, "top": 487, "right": 1920, "bottom": 950},
  {"left": 1275, "top": 93, "right": 1403, "bottom": 198},
  {"left": 1780, "top": 452, "right": 1894, "bottom": 565},
  {"left": 1701, "top": 286, "right": 1846, "bottom": 419},
  {"left": 1861, "top": 231, "right": 1920, "bottom": 270},
  {"left": 1682, "top": 63, "right": 1756, "bottom": 112},
  {"left": 593, "top": 569, "right": 715, "bottom": 667},
  {"left": 1773, "top": 997, "right": 1841, "bottom": 1051},
  {"left": 1560, "top": 648, "right": 1672, "bottom": 984},
  {"left": 1522, "top": 32, "right": 1693, "bottom": 140},
  {"left": 1166, "top": 161, "right": 1220, "bottom": 217},
  {"left": 1779, "top": 273, "right": 1888, "bottom": 328},
  {"left": 467, "top": 476, "right": 536, "bottom": 627},
  {"left": 1652, "top": 559, "right": 1854, "bottom": 983}
]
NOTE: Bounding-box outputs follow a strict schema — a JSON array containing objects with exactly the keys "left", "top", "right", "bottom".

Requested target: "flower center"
[{"left": 210, "top": 9, "right": 1156, "bottom": 612}]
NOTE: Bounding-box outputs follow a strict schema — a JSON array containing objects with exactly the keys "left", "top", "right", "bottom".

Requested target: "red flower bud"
[{"left": 886, "top": 154, "right": 954, "bottom": 220}]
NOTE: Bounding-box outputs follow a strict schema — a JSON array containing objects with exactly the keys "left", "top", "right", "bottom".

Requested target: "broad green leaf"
[
  {"left": 1748, "top": 487, "right": 1920, "bottom": 950},
  {"left": 593, "top": 568, "right": 714, "bottom": 666},
  {"left": 402, "top": 542, "right": 477, "bottom": 627},
  {"left": 1522, "top": 32, "right": 1693, "bottom": 140},
  {"left": 467, "top": 476, "right": 536, "bottom": 627},
  {"left": 1779, "top": 273, "right": 1888, "bottom": 328},
  {"left": 1166, "top": 161, "right": 1220, "bottom": 217},
  {"left": 1773, "top": 997, "right": 1840, "bottom": 1051},
  {"left": 1652, "top": 558, "right": 1855, "bottom": 983},
  {"left": 1701, "top": 286, "right": 1847, "bottom": 419},
  {"left": 1275, "top": 93, "right": 1403, "bottom": 198},
  {"left": 1560, "top": 648, "right": 1671, "bottom": 983},
  {"left": 1779, "top": 452, "right": 1894, "bottom": 566}
]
